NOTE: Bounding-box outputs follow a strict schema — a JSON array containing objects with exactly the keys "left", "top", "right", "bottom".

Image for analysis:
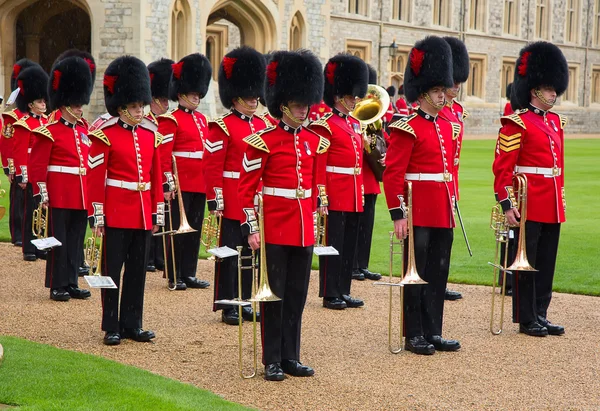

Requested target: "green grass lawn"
[{"left": 0, "top": 336, "right": 252, "bottom": 411}]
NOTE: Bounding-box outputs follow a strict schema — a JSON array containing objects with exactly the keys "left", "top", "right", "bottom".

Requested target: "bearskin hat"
[
  {"left": 403, "top": 36, "right": 453, "bottom": 103},
  {"left": 510, "top": 41, "right": 569, "bottom": 110},
  {"left": 15, "top": 66, "right": 49, "bottom": 113},
  {"left": 506, "top": 82, "right": 513, "bottom": 99},
  {"left": 218, "top": 46, "right": 266, "bottom": 109},
  {"left": 443, "top": 37, "right": 469, "bottom": 84},
  {"left": 367, "top": 64, "right": 377, "bottom": 85},
  {"left": 148, "top": 58, "right": 174, "bottom": 99},
  {"left": 398, "top": 85, "right": 404, "bottom": 96},
  {"left": 103, "top": 56, "right": 152, "bottom": 117},
  {"left": 48, "top": 56, "right": 93, "bottom": 110},
  {"left": 169, "top": 53, "right": 212, "bottom": 101},
  {"left": 323, "top": 53, "right": 368, "bottom": 108},
  {"left": 55, "top": 49, "right": 96, "bottom": 92},
  {"left": 386, "top": 85, "right": 396, "bottom": 97},
  {"left": 264, "top": 49, "right": 323, "bottom": 119},
  {"left": 11, "top": 58, "right": 40, "bottom": 91}
]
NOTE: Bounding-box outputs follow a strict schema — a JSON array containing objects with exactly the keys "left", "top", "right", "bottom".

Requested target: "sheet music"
[
  {"left": 313, "top": 246, "right": 339, "bottom": 256},
  {"left": 31, "top": 237, "right": 62, "bottom": 250}
]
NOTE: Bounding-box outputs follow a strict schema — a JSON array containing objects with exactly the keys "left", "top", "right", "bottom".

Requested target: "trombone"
[
  {"left": 375, "top": 181, "right": 427, "bottom": 353},
  {"left": 0, "top": 181, "right": 6, "bottom": 221},
  {"left": 32, "top": 203, "right": 48, "bottom": 239}
]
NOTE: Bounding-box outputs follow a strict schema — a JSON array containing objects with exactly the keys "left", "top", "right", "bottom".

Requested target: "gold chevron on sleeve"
[
  {"left": 88, "top": 129, "right": 111, "bottom": 146},
  {"left": 498, "top": 132, "right": 521, "bottom": 152}
]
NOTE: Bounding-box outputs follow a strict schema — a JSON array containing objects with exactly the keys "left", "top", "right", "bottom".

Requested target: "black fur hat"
[
  {"left": 386, "top": 85, "right": 396, "bottom": 97},
  {"left": 15, "top": 66, "right": 49, "bottom": 113},
  {"left": 169, "top": 53, "right": 212, "bottom": 101},
  {"left": 218, "top": 46, "right": 266, "bottom": 109},
  {"left": 506, "top": 82, "right": 513, "bottom": 99},
  {"left": 403, "top": 36, "right": 453, "bottom": 103},
  {"left": 323, "top": 53, "right": 368, "bottom": 108},
  {"left": 510, "top": 41, "right": 569, "bottom": 110},
  {"left": 443, "top": 37, "right": 469, "bottom": 84},
  {"left": 55, "top": 49, "right": 96, "bottom": 91},
  {"left": 264, "top": 49, "right": 323, "bottom": 119},
  {"left": 103, "top": 56, "right": 151, "bottom": 117},
  {"left": 148, "top": 58, "right": 174, "bottom": 99},
  {"left": 11, "top": 58, "right": 40, "bottom": 91},
  {"left": 48, "top": 56, "right": 93, "bottom": 110},
  {"left": 367, "top": 64, "right": 377, "bottom": 84}
]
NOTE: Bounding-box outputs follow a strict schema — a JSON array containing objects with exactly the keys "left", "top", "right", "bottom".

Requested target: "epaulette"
[
  {"left": 32, "top": 125, "right": 54, "bottom": 141},
  {"left": 388, "top": 113, "right": 417, "bottom": 138},
  {"left": 461, "top": 106, "right": 469, "bottom": 120},
  {"left": 451, "top": 122, "right": 461, "bottom": 140},
  {"left": 316, "top": 136, "right": 331, "bottom": 154},
  {"left": 243, "top": 126, "right": 275, "bottom": 153},
  {"left": 2, "top": 109, "right": 19, "bottom": 122},
  {"left": 96, "top": 116, "right": 119, "bottom": 130},
  {"left": 147, "top": 112, "right": 159, "bottom": 126},
  {"left": 209, "top": 114, "right": 230, "bottom": 137},
  {"left": 13, "top": 117, "right": 31, "bottom": 130},
  {"left": 158, "top": 110, "right": 178, "bottom": 126},
  {"left": 154, "top": 132, "right": 163, "bottom": 148},
  {"left": 256, "top": 113, "right": 272, "bottom": 127},
  {"left": 555, "top": 113, "right": 567, "bottom": 129},
  {"left": 88, "top": 129, "right": 111, "bottom": 146},
  {"left": 309, "top": 112, "right": 333, "bottom": 135},
  {"left": 501, "top": 110, "right": 527, "bottom": 129},
  {"left": 139, "top": 117, "right": 158, "bottom": 132}
]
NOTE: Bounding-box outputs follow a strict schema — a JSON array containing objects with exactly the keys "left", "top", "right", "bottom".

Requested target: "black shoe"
[
  {"left": 168, "top": 281, "right": 187, "bottom": 290},
  {"left": 103, "top": 332, "right": 121, "bottom": 346},
  {"left": 505, "top": 287, "right": 513, "bottom": 296},
  {"left": 322, "top": 297, "right": 347, "bottom": 310},
  {"left": 14, "top": 241, "right": 23, "bottom": 247},
  {"left": 538, "top": 317, "right": 565, "bottom": 336},
  {"left": 360, "top": 268, "right": 382, "bottom": 281},
  {"left": 351, "top": 269, "right": 365, "bottom": 281},
  {"left": 519, "top": 321, "right": 548, "bottom": 337},
  {"left": 155, "top": 263, "right": 165, "bottom": 271},
  {"left": 146, "top": 264, "right": 156, "bottom": 272},
  {"left": 425, "top": 335, "right": 461, "bottom": 351},
  {"left": 341, "top": 294, "right": 364, "bottom": 308},
  {"left": 78, "top": 263, "right": 90, "bottom": 277},
  {"left": 221, "top": 308, "right": 240, "bottom": 325},
  {"left": 405, "top": 336, "right": 435, "bottom": 355},
  {"left": 23, "top": 253, "right": 37, "bottom": 262},
  {"left": 241, "top": 306, "right": 260, "bottom": 322},
  {"left": 121, "top": 328, "right": 155, "bottom": 342},
  {"left": 281, "top": 359, "right": 314, "bottom": 377},
  {"left": 66, "top": 285, "right": 91, "bottom": 299},
  {"left": 183, "top": 277, "right": 210, "bottom": 289},
  {"left": 264, "top": 363, "right": 285, "bottom": 381},
  {"left": 36, "top": 251, "right": 47, "bottom": 261},
  {"left": 50, "top": 288, "right": 70, "bottom": 302},
  {"left": 445, "top": 289, "right": 463, "bottom": 300}
]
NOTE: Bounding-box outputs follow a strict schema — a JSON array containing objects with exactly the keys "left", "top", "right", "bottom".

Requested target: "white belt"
[
  {"left": 405, "top": 172, "right": 452, "bottom": 182},
  {"left": 222, "top": 171, "right": 240, "bottom": 179},
  {"left": 515, "top": 165, "right": 561, "bottom": 177},
  {"left": 106, "top": 178, "right": 151, "bottom": 191},
  {"left": 47, "top": 165, "right": 87, "bottom": 176},
  {"left": 326, "top": 165, "right": 361, "bottom": 175},
  {"left": 263, "top": 186, "right": 312, "bottom": 199},
  {"left": 173, "top": 151, "right": 203, "bottom": 159}
]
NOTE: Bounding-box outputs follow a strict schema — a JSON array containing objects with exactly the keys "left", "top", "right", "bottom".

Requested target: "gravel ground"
[{"left": 0, "top": 242, "right": 598, "bottom": 410}]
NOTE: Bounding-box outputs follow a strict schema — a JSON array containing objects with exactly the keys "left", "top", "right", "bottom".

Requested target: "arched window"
[
  {"left": 501, "top": 59, "right": 515, "bottom": 98},
  {"left": 503, "top": 0, "right": 519, "bottom": 35},
  {"left": 171, "top": 0, "right": 190, "bottom": 61},
  {"left": 433, "top": 0, "right": 451, "bottom": 27},
  {"left": 289, "top": 13, "right": 304, "bottom": 50},
  {"left": 469, "top": 0, "right": 486, "bottom": 32},
  {"left": 535, "top": 0, "right": 550, "bottom": 39},
  {"left": 565, "top": 0, "right": 579, "bottom": 43}
]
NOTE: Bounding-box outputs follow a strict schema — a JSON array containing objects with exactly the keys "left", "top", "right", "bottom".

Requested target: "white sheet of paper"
[
  {"left": 208, "top": 246, "right": 239, "bottom": 259},
  {"left": 31, "top": 237, "right": 62, "bottom": 250},
  {"left": 214, "top": 299, "right": 251, "bottom": 307},
  {"left": 84, "top": 275, "right": 117, "bottom": 289},
  {"left": 313, "top": 246, "right": 339, "bottom": 256}
]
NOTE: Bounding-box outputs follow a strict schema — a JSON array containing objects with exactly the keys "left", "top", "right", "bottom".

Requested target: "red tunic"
[
  {"left": 309, "top": 110, "right": 364, "bottom": 212},
  {"left": 439, "top": 100, "right": 469, "bottom": 200},
  {"left": 503, "top": 102, "right": 513, "bottom": 116},
  {"left": 492, "top": 106, "right": 566, "bottom": 224},
  {"left": 11, "top": 113, "right": 48, "bottom": 184},
  {"left": 86, "top": 118, "right": 164, "bottom": 230},
  {"left": 157, "top": 106, "right": 207, "bottom": 193},
  {"left": 238, "top": 121, "right": 330, "bottom": 247},
  {"left": 396, "top": 98, "right": 409, "bottom": 116},
  {"left": 203, "top": 110, "right": 271, "bottom": 221},
  {"left": 383, "top": 110, "right": 458, "bottom": 228},
  {"left": 308, "top": 100, "right": 332, "bottom": 122},
  {"left": 362, "top": 155, "right": 381, "bottom": 195},
  {"left": 28, "top": 117, "right": 89, "bottom": 210},
  {"left": 1, "top": 109, "right": 26, "bottom": 175}
]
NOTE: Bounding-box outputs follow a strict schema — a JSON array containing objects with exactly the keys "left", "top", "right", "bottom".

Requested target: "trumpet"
[
  {"left": 201, "top": 212, "right": 222, "bottom": 256},
  {"left": 0, "top": 180, "right": 6, "bottom": 221},
  {"left": 32, "top": 203, "right": 48, "bottom": 239},
  {"left": 314, "top": 213, "right": 327, "bottom": 247},
  {"left": 84, "top": 229, "right": 103, "bottom": 276}
]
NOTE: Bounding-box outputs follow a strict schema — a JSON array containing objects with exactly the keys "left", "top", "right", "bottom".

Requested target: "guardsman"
[
  {"left": 439, "top": 36, "right": 470, "bottom": 302},
  {"left": 158, "top": 53, "right": 212, "bottom": 290},
  {"left": 28, "top": 56, "right": 92, "bottom": 302},
  {"left": 351, "top": 64, "right": 382, "bottom": 282},
  {"left": 203, "top": 46, "right": 270, "bottom": 325},
  {"left": 11, "top": 65, "right": 49, "bottom": 261},
  {"left": 2, "top": 59, "right": 39, "bottom": 247},
  {"left": 493, "top": 42, "right": 568, "bottom": 337},
  {"left": 87, "top": 56, "right": 164, "bottom": 345},
  {"left": 308, "top": 100, "right": 332, "bottom": 122},
  {"left": 238, "top": 49, "right": 325, "bottom": 381},
  {"left": 383, "top": 36, "right": 461, "bottom": 355},
  {"left": 146, "top": 58, "right": 174, "bottom": 273},
  {"left": 504, "top": 83, "right": 514, "bottom": 116},
  {"left": 309, "top": 53, "right": 368, "bottom": 310},
  {"left": 396, "top": 85, "right": 410, "bottom": 117}
]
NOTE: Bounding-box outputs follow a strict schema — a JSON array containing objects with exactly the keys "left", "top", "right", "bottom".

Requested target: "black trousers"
[
  {"left": 319, "top": 210, "right": 360, "bottom": 298},
  {"left": 511, "top": 221, "right": 561, "bottom": 324},
  {"left": 147, "top": 231, "right": 164, "bottom": 269},
  {"left": 353, "top": 194, "right": 377, "bottom": 270},
  {"left": 101, "top": 227, "right": 151, "bottom": 332},
  {"left": 22, "top": 183, "right": 36, "bottom": 255},
  {"left": 213, "top": 217, "right": 252, "bottom": 311},
  {"left": 164, "top": 191, "right": 205, "bottom": 281},
  {"left": 9, "top": 181, "right": 23, "bottom": 244},
  {"left": 261, "top": 243, "right": 312, "bottom": 365},
  {"left": 44, "top": 208, "right": 87, "bottom": 289},
  {"left": 404, "top": 226, "right": 454, "bottom": 338}
]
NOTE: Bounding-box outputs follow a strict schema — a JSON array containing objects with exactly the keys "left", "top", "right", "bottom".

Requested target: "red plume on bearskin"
[
  {"left": 103, "top": 75, "right": 118, "bottom": 94},
  {"left": 52, "top": 70, "right": 62, "bottom": 91},
  {"left": 17, "top": 80, "right": 24, "bottom": 95},
  {"left": 84, "top": 58, "right": 95, "bottom": 74},
  {"left": 518, "top": 51, "right": 531, "bottom": 76},
  {"left": 409, "top": 48, "right": 425, "bottom": 76},
  {"left": 222, "top": 57, "right": 237, "bottom": 79},
  {"left": 13, "top": 64, "right": 22, "bottom": 79},
  {"left": 172, "top": 61, "right": 184, "bottom": 79},
  {"left": 267, "top": 61, "right": 278, "bottom": 86},
  {"left": 149, "top": 72, "right": 155, "bottom": 84},
  {"left": 325, "top": 62, "right": 336, "bottom": 85}
]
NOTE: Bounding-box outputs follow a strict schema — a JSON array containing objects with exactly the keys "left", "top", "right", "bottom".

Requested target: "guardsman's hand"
[
  {"left": 152, "top": 224, "right": 159, "bottom": 234},
  {"left": 212, "top": 210, "right": 223, "bottom": 217},
  {"left": 394, "top": 218, "right": 408, "bottom": 240},
  {"left": 18, "top": 182, "right": 26, "bottom": 190},
  {"left": 318, "top": 206, "right": 328, "bottom": 216},
  {"left": 248, "top": 233, "right": 261, "bottom": 251},
  {"left": 93, "top": 226, "right": 105, "bottom": 237},
  {"left": 505, "top": 208, "right": 520, "bottom": 226},
  {"left": 7, "top": 174, "right": 14, "bottom": 183},
  {"left": 164, "top": 191, "right": 175, "bottom": 201}
]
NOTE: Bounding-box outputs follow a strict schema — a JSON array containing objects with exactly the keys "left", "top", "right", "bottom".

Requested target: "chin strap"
[
  {"left": 237, "top": 97, "right": 257, "bottom": 112},
  {"left": 153, "top": 98, "right": 169, "bottom": 113},
  {"left": 423, "top": 93, "right": 445, "bottom": 110},
  {"left": 180, "top": 94, "right": 199, "bottom": 110},
  {"left": 337, "top": 96, "right": 354, "bottom": 113},
  {"left": 65, "top": 106, "right": 83, "bottom": 120},
  {"left": 446, "top": 88, "right": 458, "bottom": 99},
  {"left": 534, "top": 89, "right": 555, "bottom": 107},
  {"left": 118, "top": 107, "right": 143, "bottom": 124},
  {"left": 281, "top": 105, "right": 305, "bottom": 124}
]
